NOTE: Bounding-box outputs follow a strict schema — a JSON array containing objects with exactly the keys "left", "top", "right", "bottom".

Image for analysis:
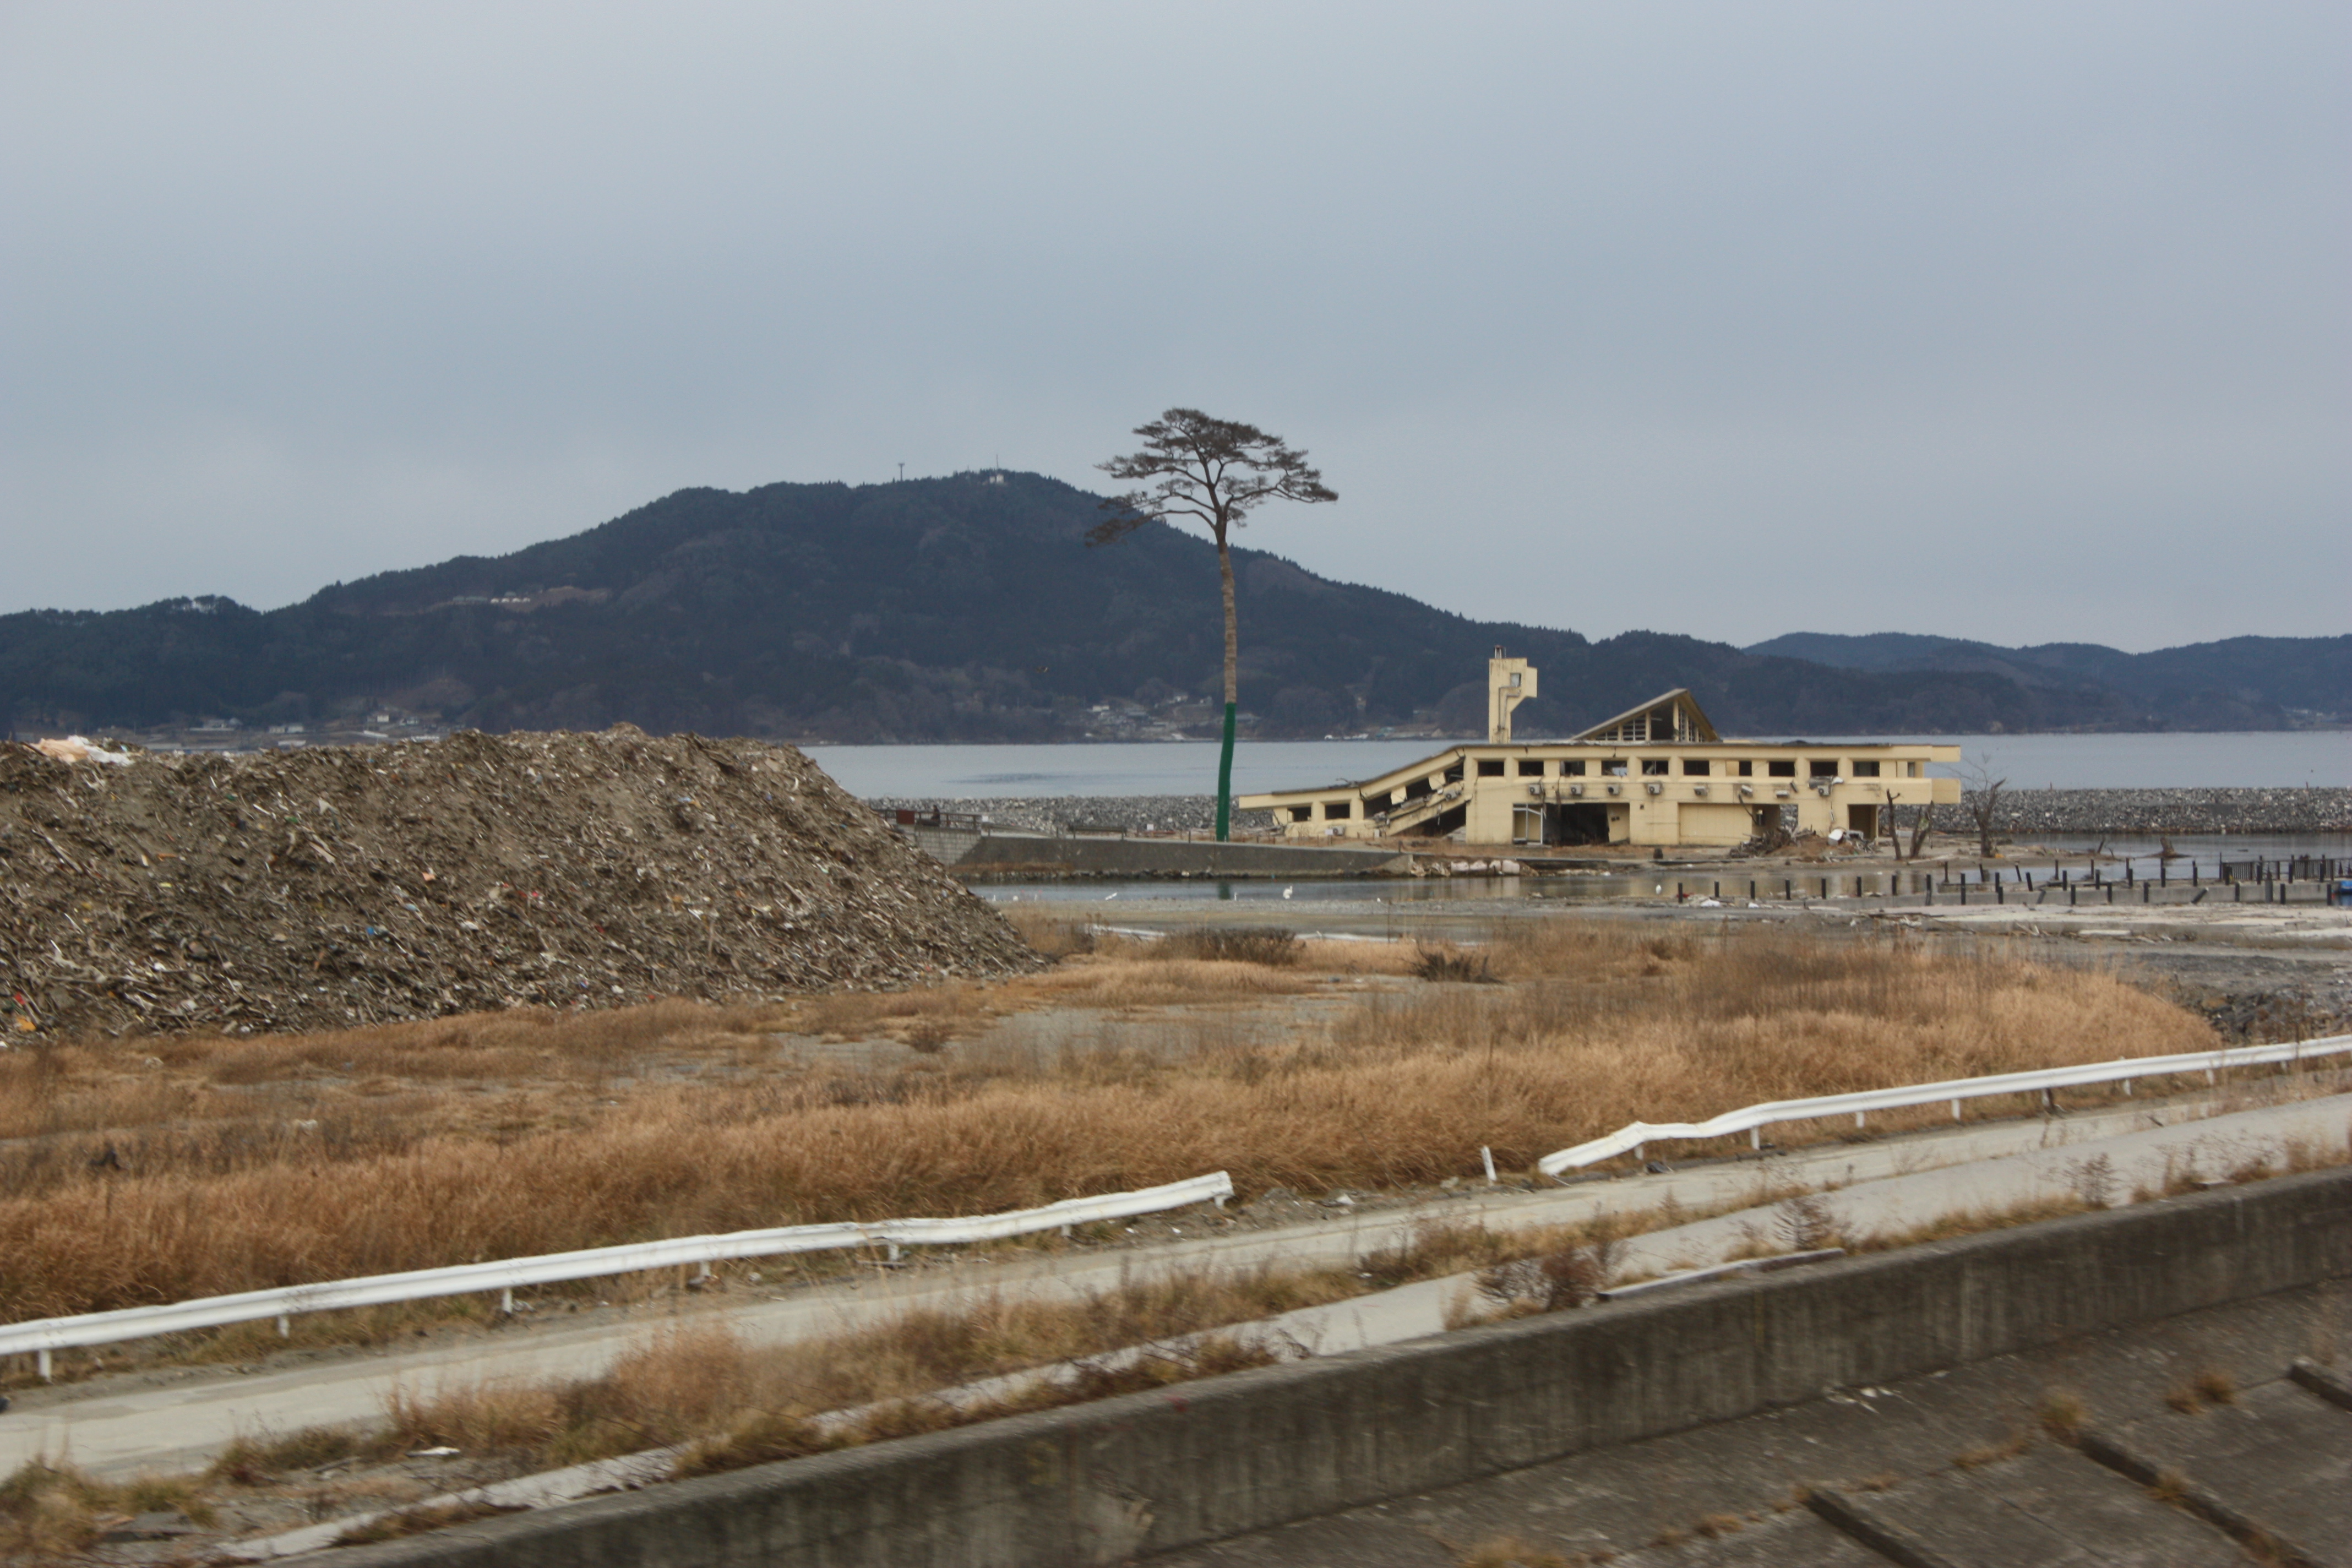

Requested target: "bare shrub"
[
  {"left": 2066, "top": 1154, "right": 2117, "bottom": 1208},
  {"left": 1775, "top": 1192, "right": 1844, "bottom": 1251},
  {"left": 1152, "top": 927, "right": 1302, "bottom": 967},
  {"left": 1413, "top": 945, "right": 1495, "bottom": 983}
]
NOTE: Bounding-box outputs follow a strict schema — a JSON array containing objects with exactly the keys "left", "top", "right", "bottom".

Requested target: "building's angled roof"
[{"left": 1569, "top": 688, "right": 1719, "bottom": 744}]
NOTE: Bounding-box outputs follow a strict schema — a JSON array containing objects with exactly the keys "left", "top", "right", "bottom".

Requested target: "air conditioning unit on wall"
[
  {"left": 1568, "top": 783, "right": 1585, "bottom": 798},
  {"left": 1645, "top": 781, "right": 1663, "bottom": 795},
  {"left": 1692, "top": 783, "right": 1708, "bottom": 797}
]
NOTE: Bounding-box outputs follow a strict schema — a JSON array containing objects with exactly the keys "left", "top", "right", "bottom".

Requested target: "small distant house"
[{"left": 1238, "top": 650, "right": 1962, "bottom": 848}]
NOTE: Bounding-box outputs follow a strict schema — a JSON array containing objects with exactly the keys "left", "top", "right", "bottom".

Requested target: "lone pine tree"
[{"left": 1088, "top": 409, "right": 1337, "bottom": 839}]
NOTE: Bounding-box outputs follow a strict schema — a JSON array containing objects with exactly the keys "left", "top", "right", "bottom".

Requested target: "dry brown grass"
[
  {"left": 0, "top": 1460, "right": 214, "bottom": 1556},
  {"left": 0, "top": 924, "right": 2226, "bottom": 1324},
  {"left": 1953, "top": 1430, "right": 2032, "bottom": 1469},
  {"left": 1455, "top": 1537, "right": 1578, "bottom": 1568},
  {"left": 374, "top": 1278, "right": 1309, "bottom": 1483}
]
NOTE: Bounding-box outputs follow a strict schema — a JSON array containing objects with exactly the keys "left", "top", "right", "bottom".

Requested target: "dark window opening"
[
  {"left": 1477, "top": 758, "right": 1506, "bottom": 777},
  {"left": 1443, "top": 763, "right": 1464, "bottom": 784},
  {"left": 1640, "top": 759, "right": 1669, "bottom": 776},
  {"left": 1809, "top": 759, "right": 1837, "bottom": 778},
  {"left": 1404, "top": 778, "right": 1433, "bottom": 801},
  {"left": 1851, "top": 760, "right": 1880, "bottom": 777},
  {"left": 1289, "top": 805, "right": 1313, "bottom": 822},
  {"left": 1682, "top": 759, "right": 1710, "bottom": 776},
  {"left": 1603, "top": 760, "right": 1629, "bottom": 777},
  {"left": 1325, "top": 801, "right": 1352, "bottom": 820},
  {"left": 1737, "top": 760, "right": 1754, "bottom": 777},
  {"left": 1563, "top": 760, "right": 1586, "bottom": 777},
  {"left": 1768, "top": 760, "right": 1796, "bottom": 778},
  {"left": 1545, "top": 803, "right": 1613, "bottom": 845},
  {"left": 1517, "top": 759, "right": 1545, "bottom": 777}
]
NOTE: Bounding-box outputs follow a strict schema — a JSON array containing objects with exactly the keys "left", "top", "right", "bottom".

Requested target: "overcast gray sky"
[{"left": 4, "top": 2, "right": 2344, "bottom": 649}]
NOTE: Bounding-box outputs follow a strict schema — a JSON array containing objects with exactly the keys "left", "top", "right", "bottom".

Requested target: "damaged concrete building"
[{"left": 1239, "top": 650, "right": 1962, "bottom": 849}]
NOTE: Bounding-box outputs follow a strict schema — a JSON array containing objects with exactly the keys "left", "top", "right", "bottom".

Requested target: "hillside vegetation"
[{"left": 2, "top": 472, "right": 2334, "bottom": 740}]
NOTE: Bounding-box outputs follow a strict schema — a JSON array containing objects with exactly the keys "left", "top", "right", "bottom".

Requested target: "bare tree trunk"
[
  {"left": 1215, "top": 532, "right": 1238, "bottom": 842},
  {"left": 1908, "top": 803, "right": 1936, "bottom": 861},
  {"left": 1973, "top": 783, "right": 2002, "bottom": 858},
  {"left": 1218, "top": 536, "right": 1238, "bottom": 709}
]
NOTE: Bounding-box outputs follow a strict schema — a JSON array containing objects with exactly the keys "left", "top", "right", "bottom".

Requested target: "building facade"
[{"left": 1238, "top": 655, "right": 1961, "bottom": 849}]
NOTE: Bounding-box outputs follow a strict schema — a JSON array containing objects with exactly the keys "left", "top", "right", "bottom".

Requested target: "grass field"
[{"left": 0, "top": 919, "right": 2220, "bottom": 1325}]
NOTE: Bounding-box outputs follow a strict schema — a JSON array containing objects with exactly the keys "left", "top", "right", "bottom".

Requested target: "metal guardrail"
[
  {"left": 0, "top": 1172, "right": 1234, "bottom": 1378},
  {"left": 1538, "top": 1033, "right": 2352, "bottom": 1177}
]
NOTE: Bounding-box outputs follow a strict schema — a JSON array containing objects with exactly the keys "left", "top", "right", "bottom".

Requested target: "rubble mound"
[{"left": 0, "top": 729, "right": 1039, "bottom": 1036}]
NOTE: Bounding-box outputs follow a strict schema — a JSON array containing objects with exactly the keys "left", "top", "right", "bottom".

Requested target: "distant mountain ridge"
[
  {"left": 1, "top": 472, "right": 2339, "bottom": 742},
  {"left": 1744, "top": 633, "right": 2350, "bottom": 728}
]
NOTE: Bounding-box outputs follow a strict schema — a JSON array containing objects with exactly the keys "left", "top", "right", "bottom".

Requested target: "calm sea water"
[{"left": 805, "top": 731, "right": 2348, "bottom": 798}]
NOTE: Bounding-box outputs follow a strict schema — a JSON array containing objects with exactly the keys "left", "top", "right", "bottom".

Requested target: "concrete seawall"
[{"left": 324, "top": 1167, "right": 2352, "bottom": 1567}]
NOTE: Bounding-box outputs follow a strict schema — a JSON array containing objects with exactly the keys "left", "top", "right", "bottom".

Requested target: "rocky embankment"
[
  {"left": 872, "top": 788, "right": 2348, "bottom": 841},
  {"left": 1899, "top": 787, "right": 2350, "bottom": 837},
  {"left": 869, "top": 795, "right": 1278, "bottom": 835},
  {"left": 1, "top": 731, "right": 1038, "bottom": 1037}
]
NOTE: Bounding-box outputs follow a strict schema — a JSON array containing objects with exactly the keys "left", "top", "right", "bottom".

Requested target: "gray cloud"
[{"left": 3, "top": 1, "right": 2344, "bottom": 646}]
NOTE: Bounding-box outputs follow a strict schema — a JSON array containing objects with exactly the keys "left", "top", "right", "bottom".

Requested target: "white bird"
[
  {"left": 1104, "top": 891, "right": 1118, "bottom": 900},
  {"left": 1282, "top": 886, "right": 1294, "bottom": 899}
]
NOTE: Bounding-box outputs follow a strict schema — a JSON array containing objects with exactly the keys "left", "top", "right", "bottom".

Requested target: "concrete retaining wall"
[{"left": 325, "top": 1168, "right": 2352, "bottom": 1568}]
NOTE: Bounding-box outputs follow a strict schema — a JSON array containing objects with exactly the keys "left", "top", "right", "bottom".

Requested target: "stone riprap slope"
[
  {"left": 870, "top": 794, "right": 1277, "bottom": 836},
  {"left": 874, "top": 789, "right": 2345, "bottom": 840},
  {"left": 1, "top": 731, "right": 1037, "bottom": 1037},
  {"left": 1912, "top": 786, "right": 2351, "bottom": 837}
]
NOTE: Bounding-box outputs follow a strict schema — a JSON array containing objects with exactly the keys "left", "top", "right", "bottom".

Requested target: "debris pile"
[{"left": 0, "top": 729, "right": 1039, "bottom": 1036}]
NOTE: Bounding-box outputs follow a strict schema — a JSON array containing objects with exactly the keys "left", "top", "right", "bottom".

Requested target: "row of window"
[
  {"left": 1472, "top": 756, "right": 1900, "bottom": 780},
  {"left": 1291, "top": 756, "right": 1915, "bottom": 820}
]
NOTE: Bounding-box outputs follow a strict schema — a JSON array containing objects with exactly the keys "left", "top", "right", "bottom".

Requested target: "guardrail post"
[
  {"left": 886, "top": 1242, "right": 901, "bottom": 1263},
  {"left": 500, "top": 1288, "right": 514, "bottom": 1315},
  {"left": 276, "top": 1315, "right": 290, "bottom": 1338},
  {"left": 1481, "top": 1146, "right": 1498, "bottom": 1184},
  {"left": 1950, "top": 1099, "right": 1961, "bottom": 1121},
  {"left": 1853, "top": 1110, "right": 1865, "bottom": 1128},
  {"left": 37, "top": 1348, "right": 51, "bottom": 1382}
]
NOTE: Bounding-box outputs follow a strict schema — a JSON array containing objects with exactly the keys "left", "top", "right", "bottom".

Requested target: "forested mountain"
[
  {"left": 1745, "top": 633, "right": 2348, "bottom": 729},
  {"left": 2, "top": 472, "right": 2337, "bottom": 741}
]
